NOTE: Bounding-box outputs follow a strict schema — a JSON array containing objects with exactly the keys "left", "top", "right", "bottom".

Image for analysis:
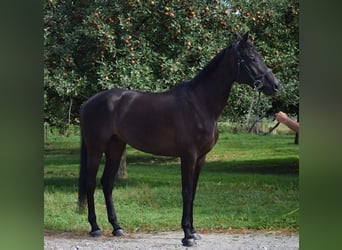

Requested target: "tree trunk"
[
  {"left": 68, "top": 96, "right": 73, "bottom": 126},
  {"left": 116, "top": 149, "right": 128, "bottom": 180}
]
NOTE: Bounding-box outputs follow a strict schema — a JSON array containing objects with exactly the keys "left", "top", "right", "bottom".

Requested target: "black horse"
[{"left": 78, "top": 32, "right": 280, "bottom": 246}]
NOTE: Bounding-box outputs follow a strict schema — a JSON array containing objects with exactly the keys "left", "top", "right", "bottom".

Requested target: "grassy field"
[{"left": 44, "top": 127, "right": 299, "bottom": 234}]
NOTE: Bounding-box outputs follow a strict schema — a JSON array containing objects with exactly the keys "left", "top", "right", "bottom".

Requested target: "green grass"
[{"left": 44, "top": 129, "right": 299, "bottom": 234}]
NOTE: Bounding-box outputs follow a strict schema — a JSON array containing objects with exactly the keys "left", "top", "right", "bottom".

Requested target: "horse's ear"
[
  {"left": 238, "top": 31, "right": 249, "bottom": 47},
  {"left": 242, "top": 31, "right": 249, "bottom": 42},
  {"left": 236, "top": 33, "right": 243, "bottom": 41}
]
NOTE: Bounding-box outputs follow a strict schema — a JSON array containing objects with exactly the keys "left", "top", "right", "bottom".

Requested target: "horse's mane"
[
  {"left": 194, "top": 47, "right": 229, "bottom": 80},
  {"left": 168, "top": 45, "right": 232, "bottom": 93}
]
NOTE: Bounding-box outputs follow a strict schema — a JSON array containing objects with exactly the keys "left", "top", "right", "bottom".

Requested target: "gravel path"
[{"left": 44, "top": 231, "right": 299, "bottom": 250}]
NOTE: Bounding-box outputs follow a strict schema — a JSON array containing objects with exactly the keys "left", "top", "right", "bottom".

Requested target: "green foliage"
[
  {"left": 44, "top": 0, "right": 299, "bottom": 127},
  {"left": 44, "top": 131, "right": 299, "bottom": 232}
]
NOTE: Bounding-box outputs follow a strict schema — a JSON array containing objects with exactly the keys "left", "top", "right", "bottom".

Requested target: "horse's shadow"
[{"left": 44, "top": 157, "right": 298, "bottom": 192}]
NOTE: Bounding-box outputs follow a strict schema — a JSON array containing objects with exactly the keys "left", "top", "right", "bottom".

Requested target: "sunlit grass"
[{"left": 44, "top": 129, "right": 299, "bottom": 234}]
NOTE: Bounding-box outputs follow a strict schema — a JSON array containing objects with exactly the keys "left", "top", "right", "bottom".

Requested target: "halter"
[
  {"left": 233, "top": 42, "right": 277, "bottom": 133},
  {"left": 234, "top": 42, "right": 273, "bottom": 90}
]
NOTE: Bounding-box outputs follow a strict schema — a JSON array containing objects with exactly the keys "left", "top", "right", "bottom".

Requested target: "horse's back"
[
  {"left": 80, "top": 87, "right": 176, "bottom": 140},
  {"left": 81, "top": 88, "right": 122, "bottom": 110}
]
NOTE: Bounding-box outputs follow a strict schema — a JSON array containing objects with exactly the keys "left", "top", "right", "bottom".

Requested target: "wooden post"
[{"left": 294, "top": 113, "right": 299, "bottom": 144}]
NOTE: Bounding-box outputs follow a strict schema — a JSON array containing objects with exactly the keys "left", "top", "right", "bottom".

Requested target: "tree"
[{"left": 44, "top": 0, "right": 299, "bottom": 127}]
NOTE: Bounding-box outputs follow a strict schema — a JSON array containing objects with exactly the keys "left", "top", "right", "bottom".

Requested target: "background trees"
[{"left": 44, "top": 0, "right": 299, "bottom": 129}]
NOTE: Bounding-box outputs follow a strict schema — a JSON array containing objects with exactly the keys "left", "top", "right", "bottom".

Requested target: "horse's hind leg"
[
  {"left": 101, "top": 136, "right": 126, "bottom": 236},
  {"left": 86, "top": 150, "right": 103, "bottom": 236}
]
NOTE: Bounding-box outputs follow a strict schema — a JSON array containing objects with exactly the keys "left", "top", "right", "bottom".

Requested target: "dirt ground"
[{"left": 44, "top": 230, "right": 299, "bottom": 249}]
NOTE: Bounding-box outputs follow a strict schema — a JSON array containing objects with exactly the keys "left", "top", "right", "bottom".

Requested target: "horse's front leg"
[
  {"left": 188, "top": 154, "right": 207, "bottom": 241},
  {"left": 180, "top": 154, "right": 197, "bottom": 247}
]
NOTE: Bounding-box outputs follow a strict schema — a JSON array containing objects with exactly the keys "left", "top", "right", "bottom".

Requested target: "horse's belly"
[{"left": 117, "top": 124, "right": 180, "bottom": 157}]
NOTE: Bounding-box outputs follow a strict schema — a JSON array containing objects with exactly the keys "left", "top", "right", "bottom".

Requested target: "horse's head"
[{"left": 234, "top": 32, "right": 280, "bottom": 96}]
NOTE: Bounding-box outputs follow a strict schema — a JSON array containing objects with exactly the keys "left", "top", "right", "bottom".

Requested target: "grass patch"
[{"left": 44, "top": 130, "right": 299, "bottom": 234}]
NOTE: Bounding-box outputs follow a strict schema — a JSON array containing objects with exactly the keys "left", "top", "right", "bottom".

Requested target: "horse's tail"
[{"left": 78, "top": 132, "right": 87, "bottom": 213}]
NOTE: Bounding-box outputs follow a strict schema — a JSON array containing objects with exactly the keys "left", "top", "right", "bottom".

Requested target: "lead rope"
[
  {"left": 245, "top": 88, "right": 261, "bottom": 133},
  {"left": 246, "top": 91, "right": 280, "bottom": 135},
  {"left": 263, "top": 121, "right": 280, "bottom": 135},
  {"left": 248, "top": 91, "right": 262, "bottom": 133},
  {"left": 245, "top": 89, "right": 280, "bottom": 135}
]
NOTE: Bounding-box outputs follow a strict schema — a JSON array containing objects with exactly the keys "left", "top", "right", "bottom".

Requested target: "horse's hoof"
[
  {"left": 191, "top": 232, "right": 201, "bottom": 240},
  {"left": 182, "top": 237, "right": 196, "bottom": 247},
  {"left": 112, "top": 228, "right": 124, "bottom": 236},
  {"left": 89, "top": 229, "right": 102, "bottom": 237}
]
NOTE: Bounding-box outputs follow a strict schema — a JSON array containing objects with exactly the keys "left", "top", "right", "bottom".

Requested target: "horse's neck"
[{"left": 190, "top": 48, "right": 235, "bottom": 120}]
